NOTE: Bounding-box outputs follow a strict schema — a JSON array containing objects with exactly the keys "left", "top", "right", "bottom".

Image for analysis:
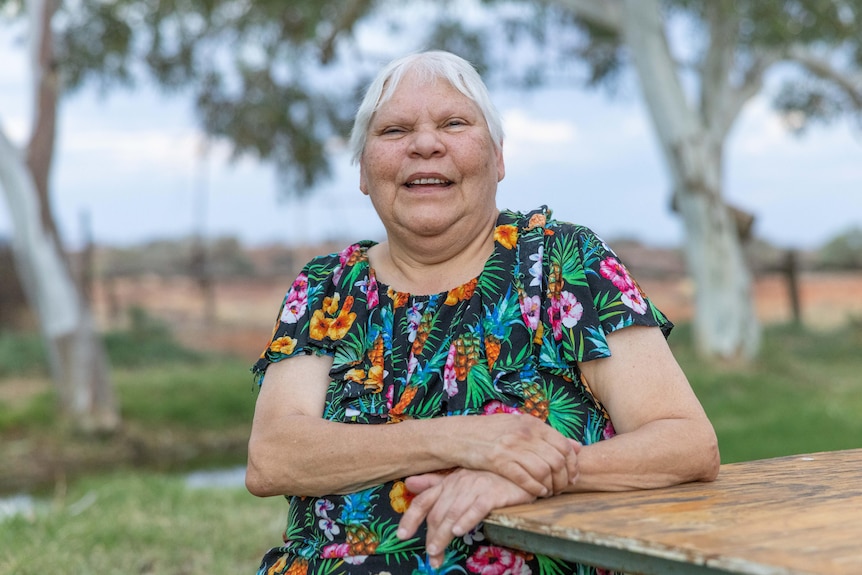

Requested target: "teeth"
[{"left": 409, "top": 178, "right": 448, "bottom": 185}]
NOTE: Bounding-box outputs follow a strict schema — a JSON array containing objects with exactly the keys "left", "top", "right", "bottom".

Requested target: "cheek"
[{"left": 362, "top": 146, "right": 400, "bottom": 186}]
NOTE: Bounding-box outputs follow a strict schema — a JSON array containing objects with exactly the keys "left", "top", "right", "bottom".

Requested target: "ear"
[
  {"left": 495, "top": 142, "right": 506, "bottom": 183},
  {"left": 359, "top": 159, "right": 370, "bottom": 195}
]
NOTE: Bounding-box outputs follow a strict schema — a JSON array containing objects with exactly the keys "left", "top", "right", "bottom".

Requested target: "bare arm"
[
  {"left": 245, "top": 353, "right": 578, "bottom": 498},
  {"left": 394, "top": 325, "right": 718, "bottom": 569},
  {"left": 571, "top": 325, "right": 720, "bottom": 492}
]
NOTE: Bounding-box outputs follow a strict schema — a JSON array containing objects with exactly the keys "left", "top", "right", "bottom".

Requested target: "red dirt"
[{"left": 87, "top": 270, "right": 862, "bottom": 362}]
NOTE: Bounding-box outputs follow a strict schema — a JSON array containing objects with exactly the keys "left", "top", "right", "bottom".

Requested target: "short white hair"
[{"left": 348, "top": 50, "right": 504, "bottom": 164}]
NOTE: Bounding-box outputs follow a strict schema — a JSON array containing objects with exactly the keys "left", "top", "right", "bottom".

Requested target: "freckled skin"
[{"left": 359, "top": 70, "right": 505, "bottom": 245}]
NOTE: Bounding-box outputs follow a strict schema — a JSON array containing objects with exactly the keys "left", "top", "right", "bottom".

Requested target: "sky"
[{"left": 1, "top": 15, "right": 861, "bottom": 252}]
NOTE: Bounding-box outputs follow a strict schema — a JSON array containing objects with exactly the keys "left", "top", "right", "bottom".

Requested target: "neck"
[{"left": 371, "top": 211, "right": 498, "bottom": 294}]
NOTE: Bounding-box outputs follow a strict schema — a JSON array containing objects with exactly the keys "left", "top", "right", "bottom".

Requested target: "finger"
[
  {"left": 496, "top": 458, "right": 550, "bottom": 497},
  {"left": 404, "top": 472, "right": 444, "bottom": 495},
  {"left": 397, "top": 484, "right": 440, "bottom": 540},
  {"left": 424, "top": 486, "right": 470, "bottom": 565}
]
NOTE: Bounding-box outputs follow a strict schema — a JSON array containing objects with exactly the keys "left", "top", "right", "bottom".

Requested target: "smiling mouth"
[{"left": 406, "top": 177, "right": 452, "bottom": 187}]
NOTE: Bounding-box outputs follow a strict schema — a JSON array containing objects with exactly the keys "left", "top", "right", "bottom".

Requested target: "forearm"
[
  {"left": 568, "top": 417, "right": 720, "bottom": 492},
  {"left": 247, "top": 415, "right": 465, "bottom": 497}
]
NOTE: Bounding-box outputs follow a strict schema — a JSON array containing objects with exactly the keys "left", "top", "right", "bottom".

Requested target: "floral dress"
[{"left": 251, "top": 206, "right": 671, "bottom": 575}]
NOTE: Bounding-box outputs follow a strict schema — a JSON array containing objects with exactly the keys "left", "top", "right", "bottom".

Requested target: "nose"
[{"left": 409, "top": 126, "right": 445, "bottom": 158}]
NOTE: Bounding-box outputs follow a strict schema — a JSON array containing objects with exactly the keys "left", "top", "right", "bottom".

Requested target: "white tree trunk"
[
  {"left": 0, "top": 0, "right": 120, "bottom": 431},
  {"left": 620, "top": 0, "right": 760, "bottom": 360},
  {"left": 0, "top": 128, "right": 119, "bottom": 432}
]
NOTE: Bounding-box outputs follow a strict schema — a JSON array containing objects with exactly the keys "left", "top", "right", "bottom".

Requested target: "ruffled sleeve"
[
  {"left": 251, "top": 241, "right": 375, "bottom": 385},
  {"left": 534, "top": 216, "right": 672, "bottom": 368}
]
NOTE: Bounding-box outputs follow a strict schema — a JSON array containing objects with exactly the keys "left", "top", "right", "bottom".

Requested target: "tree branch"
[
  {"left": 714, "top": 51, "right": 782, "bottom": 141},
  {"left": 701, "top": 3, "right": 736, "bottom": 134},
  {"left": 318, "top": 0, "right": 376, "bottom": 64},
  {"left": 541, "top": 0, "right": 624, "bottom": 32},
  {"left": 25, "top": 0, "right": 60, "bottom": 239},
  {"left": 784, "top": 45, "right": 862, "bottom": 110}
]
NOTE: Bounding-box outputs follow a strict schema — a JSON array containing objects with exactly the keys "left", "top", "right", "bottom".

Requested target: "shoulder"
[{"left": 297, "top": 241, "right": 375, "bottom": 290}]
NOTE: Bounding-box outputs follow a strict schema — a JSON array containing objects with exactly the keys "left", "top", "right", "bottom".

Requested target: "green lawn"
[
  {"left": 672, "top": 323, "right": 862, "bottom": 462},
  {"left": 0, "top": 471, "right": 284, "bottom": 575}
]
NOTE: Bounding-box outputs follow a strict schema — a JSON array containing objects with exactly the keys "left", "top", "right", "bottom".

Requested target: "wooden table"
[{"left": 484, "top": 449, "right": 862, "bottom": 575}]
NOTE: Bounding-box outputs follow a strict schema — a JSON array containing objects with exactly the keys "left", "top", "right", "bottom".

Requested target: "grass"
[
  {"left": 670, "top": 322, "right": 862, "bottom": 463},
  {"left": 0, "top": 313, "right": 260, "bottom": 493},
  {"left": 0, "top": 471, "right": 285, "bottom": 575}
]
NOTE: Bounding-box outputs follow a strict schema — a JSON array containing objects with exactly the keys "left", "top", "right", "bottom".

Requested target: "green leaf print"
[
  {"left": 546, "top": 383, "right": 584, "bottom": 439},
  {"left": 464, "top": 362, "right": 494, "bottom": 411}
]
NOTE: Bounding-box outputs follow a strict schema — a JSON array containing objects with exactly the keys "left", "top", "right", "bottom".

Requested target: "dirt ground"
[{"left": 88, "top": 270, "right": 862, "bottom": 361}]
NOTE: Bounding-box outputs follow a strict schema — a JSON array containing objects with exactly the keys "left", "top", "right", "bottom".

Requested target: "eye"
[
  {"left": 446, "top": 118, "right": 467, "bottom": 128},
  {"left": 381, "top": 126, "right": 405, "bottom": 135}
]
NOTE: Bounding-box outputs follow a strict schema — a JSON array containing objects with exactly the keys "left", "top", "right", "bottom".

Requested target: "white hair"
[{"left": 348, "top": 50, "right": 504, "bottom": 164}]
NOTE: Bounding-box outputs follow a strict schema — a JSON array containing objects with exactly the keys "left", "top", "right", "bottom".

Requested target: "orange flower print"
[
  {"left": 388, "top": 287, "right": 409, "bottom": 309},
  {"left": 322, "top": 294, "right": 340, "bottom": 316},
  {"left": 364, "top": 364, "right": 385, "bottom": 393},
  {"left": 269, "top": 336, "right": 297, "bottom": 356},
  {"left": 526, "top": 212, "right": 546, "bottom": 230},
  {"left": 327, "top": 308, "right": 356, "bottom": 340},
  {"left": 309, "top": 309, "right": 331, "bottom": 340},
  {"left": 311, "top": 294, "right": 357, "bottom": 340},
  {"left": 389, "top": 480, "right": 415, "bottom": 513},
  {"left": 494, "top": 224, "right": 518, "bottom": 249},
  {"left": 344, "top": 368, "right": 366, "bottom": 384},
  {"left": 266, "top": 555, "right": 288, "bottom": 575},
  {"left": 445, "top": 277, "right": 477, "bottom": 306}
]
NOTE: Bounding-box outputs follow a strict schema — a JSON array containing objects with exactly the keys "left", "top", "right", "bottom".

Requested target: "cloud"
[{"left": 502, "top": 107, "right": 579, "bottom": 168}]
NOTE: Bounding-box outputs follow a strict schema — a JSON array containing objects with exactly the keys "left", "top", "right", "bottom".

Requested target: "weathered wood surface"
[{"left": 484, "top": 449, "right": 862, "bottom": 575}]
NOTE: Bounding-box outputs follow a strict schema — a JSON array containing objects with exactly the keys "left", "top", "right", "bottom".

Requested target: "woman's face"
[{"left": 359, "top": 70, "right": 505, "bottom": 241}]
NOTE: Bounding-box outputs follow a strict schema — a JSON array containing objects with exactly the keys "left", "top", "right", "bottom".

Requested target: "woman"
[{"left": 246, "top": 50, "right": 719, "bottom": 575}]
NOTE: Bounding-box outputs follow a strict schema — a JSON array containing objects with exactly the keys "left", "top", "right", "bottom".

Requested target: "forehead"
[{"left": 374, "top": 72, "right": 480, "bottom": 117}]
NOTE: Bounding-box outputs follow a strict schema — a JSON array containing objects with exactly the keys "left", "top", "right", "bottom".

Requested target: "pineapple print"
[
  {"left": 411, "top": 310, "right": 434, "bottom": 357},
  {"left": 346, "top": 524, "right": 378, "bottom": 556},
  {"left": 340, "top": 491, "right": 379, "bottom": 556},
  {"left": 522, "top": 379, "right": 550, "bottom": 422},
  {"left": 547, "top": 260, "right": 563, "bottom": 300},
  {"left": 365, "top": 334, "right": 386, "bottom": 392},
  {"left": 391, "top": 385, "right": 419, "bottom": 416},
  {"left": 485, "top": 334, "right": 501, "bottom": 368},
  {"left": 283, "top": 558, "right": 308, "bottom": 575},
  {"left": 453, "top": 331, "right": 482, "bottom": 381}
]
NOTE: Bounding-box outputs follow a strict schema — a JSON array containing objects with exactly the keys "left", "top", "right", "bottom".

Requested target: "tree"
[
  {"left": 0, "top": 0, "right": 381, "bottom": 430},
  {"left": 0, "top": 0, "right": 118, "bottom": 432},
  {"left": 526, "top": 0, "right": 862, "bottom": 360}
]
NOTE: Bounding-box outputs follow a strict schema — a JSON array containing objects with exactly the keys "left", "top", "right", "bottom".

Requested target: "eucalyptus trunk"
[
  {"left": 0, "top": 0, "right": 119, "bottom": 432},
  {"left": 621, "top": 0, "right": 760, "bottom": 360}
]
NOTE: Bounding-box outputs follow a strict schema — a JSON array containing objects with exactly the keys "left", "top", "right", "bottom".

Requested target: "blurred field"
[
  {"left": 0, "top": 471, "right": 284, "bottom": 575},
  {"left": 84, "top": 268, "right": 862, "bottom": 361}
]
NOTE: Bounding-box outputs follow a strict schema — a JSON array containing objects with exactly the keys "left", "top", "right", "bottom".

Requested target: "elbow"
[
  {"left": 245, "top": 441, "right": 319, "bottom": 497},
  {"left": 245, "top": 439, "right": 293, "bottom": 497},
  {"left": 696, "top": 428, "right": 721, "bottom": 483},
  {"left": 245, "top": 456, "right": 278, "bottom": 498}
]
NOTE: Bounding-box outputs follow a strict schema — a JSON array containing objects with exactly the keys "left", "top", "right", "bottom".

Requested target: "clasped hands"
[{"left": 396, "top": 413, "right": 582, "bottom": 569}]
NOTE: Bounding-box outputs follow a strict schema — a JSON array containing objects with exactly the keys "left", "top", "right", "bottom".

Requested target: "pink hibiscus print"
[
  {"left": 599, "top": 257, "right": 636, "bottom": 293},
  {"left": 483, "top": 400, "right": 521, "bottom": 416},
  {"left": 280, "top": 273, "right": 308, "bottom": 324},
  {"left": 621, "top": 288, "right": 648, "bottom": 315},
  {"left": 443, "top": 343, "right": 458, "bottom": 398},
  {"left": 467, "top": 545, "right": 531, "bottom": 575},
  {"left": 519, "top": 293, "right": 541, "bottom": 331},
  {"left": 558, "top": 291, "right": 584, "bottom": 328}
]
